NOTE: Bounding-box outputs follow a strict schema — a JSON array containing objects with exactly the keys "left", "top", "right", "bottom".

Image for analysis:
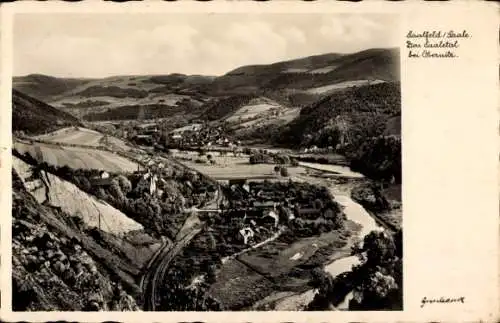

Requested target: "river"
[
  {"left": 273, "top": 181, "right": 384, "bottom": 311},
  {"left": 171, "top": 148, "right": 383, "bottom": 310}
]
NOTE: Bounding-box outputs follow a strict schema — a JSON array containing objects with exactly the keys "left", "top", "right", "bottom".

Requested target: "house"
[
  {"left": 135, "top": 123, "right": 158, "bottom": 135},
  {"left": 239, "top": 227, "right": 254, "bottom": 245},
  {"left": 133, "top": 134, "right": 153, "bottom": 145},
  {"left": 92, "top": 171, "right": 113, "bottom": 187},
  {"left": 262, "top": 210, "right": 279, "bottom": 228},
  {"left": 253, "top": 201, "right": 276, "bottom": 209}
]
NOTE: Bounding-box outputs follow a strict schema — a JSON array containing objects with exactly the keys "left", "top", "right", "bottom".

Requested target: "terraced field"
[{"left": 14, "top": 141, "right": 140, "bottom": 172}]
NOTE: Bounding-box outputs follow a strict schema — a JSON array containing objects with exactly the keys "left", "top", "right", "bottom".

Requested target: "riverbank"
[
  {"left": 169, "top": 148, "right": 398, "bottom": 311},
  {"left": 267, "top": 190, "right": 384, "bottom": 311}
]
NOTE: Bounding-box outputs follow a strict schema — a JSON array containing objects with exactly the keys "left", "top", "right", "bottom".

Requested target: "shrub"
[
  {"left": 274, "top": 154, "right": 291, "bottom": 165},
  {"left": 280, "top": 167, "right": 289, "bottom": 177},
  {"left": 249, "top": 153, "right": 272, "bottom": 164}
]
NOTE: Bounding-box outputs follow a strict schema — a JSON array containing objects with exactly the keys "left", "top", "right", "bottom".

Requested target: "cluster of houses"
[
  {"left": 224, "top": 179, "right": 322, "bottom": 245},
  {"left": 167, "top": 124, "right": 240, "bottom": 149},
  {"left": 131, "top": 123, "right": 159, "bottom": 146}
]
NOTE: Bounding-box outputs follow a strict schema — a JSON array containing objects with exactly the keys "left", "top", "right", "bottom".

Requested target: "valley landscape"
[{"left": 12, "top": 14, "right": 402, "bottom": 312}]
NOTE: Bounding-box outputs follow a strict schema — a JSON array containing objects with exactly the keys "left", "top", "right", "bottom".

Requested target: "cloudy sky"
[{"left": 14, "top": 13, "right": 399, "bottom": 78}]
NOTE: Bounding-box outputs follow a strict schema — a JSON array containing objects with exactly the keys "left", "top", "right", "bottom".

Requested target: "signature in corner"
[{"left": 421, "top": 296, "right": 465, "bottom": 308}]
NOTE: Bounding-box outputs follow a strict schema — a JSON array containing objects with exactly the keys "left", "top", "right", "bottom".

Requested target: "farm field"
[
  {"left": 172, "top": 151, "right": 305, "bottom": 180},
  {"left": 14, "top": 141, "right": 140, "bottom": 172},
  {"left": 238, "top": 229, "right": 352, "bottom": 278},
  {"left": 35, "top": 127, "right": 104, "bottom": 146},
  {"left": 225, "top": 102, "right": 280, "bottom": 123},
  {"left": 34, "top": 126, "right": 133, "bottom": 151},
  {"left": 211, "top": 226, "right": 359, "bottom": 310}
]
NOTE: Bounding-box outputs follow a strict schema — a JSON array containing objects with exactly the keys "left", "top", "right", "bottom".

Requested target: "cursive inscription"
[
  {"left": 420, "top": 296, "right": 465, "bottom": 308},
  {"left": 406, "top": 30, "right": 470, "bottom": 59}
]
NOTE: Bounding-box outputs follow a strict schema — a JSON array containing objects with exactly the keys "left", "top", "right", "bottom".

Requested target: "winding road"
[{"left": 141, "top": 221, "right": 203, "bottom": 311}]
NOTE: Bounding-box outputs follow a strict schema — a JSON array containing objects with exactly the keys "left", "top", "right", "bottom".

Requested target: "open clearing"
[
  {"left": 308, "top": 66, "right": 337, "bottom": 74},
  {"left": 225, "top": 102, "right": 280, "bottom": 123},
  {"left": 14, "top": 141, "right": 140, "bottom": 172},
  {"left": 35, "top": 127, "right": 104, "bottom": 146},
  {"left": 34, "top": 127, "right": 132, "bottom": 151},
  {"left": 173, "top": 151, "right": 304, "bottom": 180},
  {"left": 306, "top": 79, "right": 386, "bottom": 95}
]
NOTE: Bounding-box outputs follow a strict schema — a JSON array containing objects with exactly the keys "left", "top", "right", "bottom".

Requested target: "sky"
[{"left": 14, "top": 13, "right": 399, "bottom": 78}]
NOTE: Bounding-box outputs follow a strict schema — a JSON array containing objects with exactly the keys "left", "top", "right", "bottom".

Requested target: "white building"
[{"left": 239, "top": 227, "right": 254, "bottom": 245}]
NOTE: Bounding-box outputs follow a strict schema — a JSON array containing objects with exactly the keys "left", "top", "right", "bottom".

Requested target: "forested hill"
[
  {"left": 276, "top": 81, "right": 401, "bottom": 148},
  {"left": 212, "top": 48, "right": 399, "bottom": 94},
  {"left": 198, "top": 94, "right": 257, "bottom": 121},
  {"left": 13, "top": 74, "right": 92, "bottom": 102},
  {"left": 13, "top": 89, "right": 82, "bottom": 135}
]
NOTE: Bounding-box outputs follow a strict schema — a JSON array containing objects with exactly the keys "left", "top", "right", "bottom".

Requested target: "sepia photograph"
[{"left": 11, "top": 11, "right": 401, "bottom": 312}]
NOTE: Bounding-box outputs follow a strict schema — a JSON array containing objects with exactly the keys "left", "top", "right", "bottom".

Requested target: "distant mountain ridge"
[
  {"left": 13, "top": 47, "right": 400, "bottom": 129},
  {"left": 13, "top": 74, "right": 93, "bottom": 102},
  {"left": 211, "top": 48, "right": 399, "bottom": 94},
  {"left": 13, "top": 89, "right": 82, "bottom": 135}
]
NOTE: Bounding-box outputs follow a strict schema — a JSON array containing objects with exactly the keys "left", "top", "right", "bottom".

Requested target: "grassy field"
[
  {"left": 14, "top": 141, "right": 140, "bottom": 172},
  {"left": 210, "top": 226, "right": 359, "bottom": 310},
  {"left": 209, "top": 259, "right": 275, "bottom": 309},
  {"left": 173, "top": 151, "right": 305, "bottom": 180},
  {"left": 35, "top": 127, "right": 133, "bottom": 151},
  {"left": 35, "top": 127, "right": 104, "bottom": 146},
  {"left": 238, "top": 229, "right": 351, "bottom": 277},
  {"left": 225, "top": 102, "right": 280, "bottom": 123}
]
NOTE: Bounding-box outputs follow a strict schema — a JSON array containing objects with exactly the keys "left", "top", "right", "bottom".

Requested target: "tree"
[
  {"left": 280, "top": 167, "right": 289, "bottom": 177},
  {"left": 116, "top": 175, "right": 132, "bottom": 194},
  {"left": 206, "top": 154, "right": 213, "bottom": 162},
  {"left": 362, "top": 231, "right": 396, "bottom": 267},
  {"left": 96, "top": 188, "right": 107, "bottom": 200}
]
